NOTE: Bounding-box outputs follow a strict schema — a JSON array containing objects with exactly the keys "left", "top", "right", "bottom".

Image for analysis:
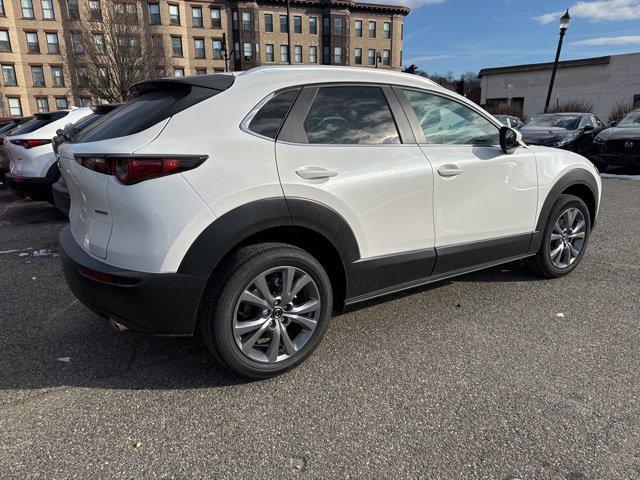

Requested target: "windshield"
[
  {"left": 524, "top": 114, "right": 581, "bottom": 130},
  {"left": 618, "top": 110, "right": 640, "bottom": 126}
]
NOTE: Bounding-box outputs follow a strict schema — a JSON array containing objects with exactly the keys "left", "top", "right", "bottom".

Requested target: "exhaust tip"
[{"left": 109, "top": 318, "right": 129, "bottom": 332}]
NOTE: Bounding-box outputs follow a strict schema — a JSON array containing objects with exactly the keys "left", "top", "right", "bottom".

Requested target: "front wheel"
[
  {"left": 526, "top": 194, "right": 591, "bottom": 278},
  {"left": 200, "top": 243, "right": 333, "bottom": 379}
]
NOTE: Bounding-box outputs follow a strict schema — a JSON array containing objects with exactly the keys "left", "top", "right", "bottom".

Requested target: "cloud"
[
  {"left": 571, "top": 34, "right": 640, "bottom": 45},
  {"left": 405, "top": 55, "right": 453, "bottom": 63},
  {"left": 371, "top": 0, "right": 444, "bottom": 8},
  {"left": 535, "top": 0, "right": 640, "bottom": 24}
]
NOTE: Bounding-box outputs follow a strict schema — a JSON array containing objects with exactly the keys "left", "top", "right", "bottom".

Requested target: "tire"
[
  {"left": 525, "top": 194, "right": 591, "bottom": 278},
  {"left": 200, "top": 242, "right": 333, "bottom": 379}
]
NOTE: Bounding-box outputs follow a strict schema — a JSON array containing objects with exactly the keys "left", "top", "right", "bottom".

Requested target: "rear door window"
[{"left": 302, "top": 86, "right": 400, "bottom": 144}]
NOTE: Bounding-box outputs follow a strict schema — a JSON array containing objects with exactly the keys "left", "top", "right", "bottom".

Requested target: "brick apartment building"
[{"left": 0, "top": 0, "right": 409, "bottom": 116}]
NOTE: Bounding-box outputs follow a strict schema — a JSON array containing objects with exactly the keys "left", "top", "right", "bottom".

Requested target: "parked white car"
[
  {"left": 5, "top": 108, "right": 93, "bottom": 201},
  {"left": 58, "top": 67, "right": 601, "bottom": 378}
]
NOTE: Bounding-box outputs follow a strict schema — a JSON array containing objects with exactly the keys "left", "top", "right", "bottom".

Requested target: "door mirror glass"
[
  {"left": 582, "top": 124, "right": 595, "bottom": 132},
  {"left": 500, "top": 126, "right": 519, "bottom": 154}
]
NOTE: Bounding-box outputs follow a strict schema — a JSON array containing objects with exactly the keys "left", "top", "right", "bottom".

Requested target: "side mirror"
[
  {"left": 500, "top": 126, "right": 520, "bottom": 154},
  {"left": 56, "top": 129, "right": 64, "bottom": 136},
  {"left": 582, "top": 125, "right": 595, "bottom": 132}
]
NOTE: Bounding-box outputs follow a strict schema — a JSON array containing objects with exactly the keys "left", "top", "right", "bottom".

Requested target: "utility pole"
[
  {"left": 544, "top": 10, "right": 571, "bottom": 113},
  {"left": 286, "top": 0, "right": 292, "bottom": 64}
]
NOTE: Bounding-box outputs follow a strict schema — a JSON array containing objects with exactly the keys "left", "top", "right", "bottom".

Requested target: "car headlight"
[
  {"left": 593, "top": 135, "right": 606, "bottom": 144},
  {"left": 554, "top": 134, "right": 577, "bottom": 147}
]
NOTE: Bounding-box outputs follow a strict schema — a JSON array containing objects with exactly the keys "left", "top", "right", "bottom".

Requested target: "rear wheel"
[
  {"left": 526, "top": 194, "right": 591, "bottom": 278},
  {"left": 201, "top": 243, "right": 332, "bottom": 379}
]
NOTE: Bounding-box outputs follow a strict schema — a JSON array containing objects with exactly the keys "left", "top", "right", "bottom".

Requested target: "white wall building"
[{"left": 479, "top": 52, "right": 640, "bottom": 120}]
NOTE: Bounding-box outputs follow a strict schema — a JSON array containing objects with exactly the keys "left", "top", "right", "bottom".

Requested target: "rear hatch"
[
  {"left": 4, "top": 112, "right": 67, "bottom": 171},
  {"left": 60, "top": 75, "right": 234, "bottom": 259}
]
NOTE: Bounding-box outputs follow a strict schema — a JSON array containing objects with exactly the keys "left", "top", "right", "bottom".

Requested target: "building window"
[
  {"left": 194, "top": 38, "right": 205, "bottom": 58},
  {"left": 171, "top": 36, "right": 182, "bottom": 57},
  {"left": 333, "top": 46, "right": 342, "bottom": 64},
  {"left": 46, "top": 33, "right": 60, "bottom": 54},
  {"left": 354, "top": 48, "right": 362, "bottom": 65},
  {"left": 382, "top": 49, "right": 390, "bottom": 66},
  {"left": 354, "top": 20, "right": 362, "bottom": 37},
  {"left": 264, "top": 13, "right": 273, "bottom": 32},
  {"left": 89, "top": 0, "right": 101, "bottom": 21},
  {"left": 232, "top": 11, "right": 238, "bottom": 29},
  {"left": 334, "top": 18, "right": 344, "bottom": 35},
  {"left": 31, "top": 65, "right": 45, "bottom": 86},
  {"left": 148, "top": 3, "right": 160, "bottom": 24},
  {"left": 192, "top": 6, "right": 203, "bottom": 27},
  {"left": 212, "top": 39, "right": 222, "bottom": 59},
  {"left": 77, "top": 66, "right": 89, "bottom": 86},
  {"left": 196, "top": 68, "right": 206, "bottom": 75},
  {"left": 55, "top": 97, "right": 68, "bottom": 110},
  {"left": 241, "top": 11, "right": 252, "bottom": 30},
  {"left": 71, "top": 33, "right": 84, "bottom": 54},
  {"left": 294, "top": 16, "right": 301, "bottom": 34},
  {"left": 168, "top": 4, "right": 180, "bottom": 25},
  {"left": 80, "top": 97, "right": 91, "bottom": 107},
  {"left": 51, "top": 65, "right": 64, "bottom": 86},
  {"left": 309, "top": 45, "right": 317, "bottom": 63},
  {"left": 0, "top": 30, "right": 10, "bottom": 52},
  {"left": 67, "top": 0, "right": 79, "bottom": 19},
  {"left": 323, "top": 17, "right": 329, "bottom": 30},
  {"left": 41, "top": 0, "right": 55, "bottom": 19},
  {"left": 369, "top": 21, "right": 376, "bottom": 38},
  {"left": 174, "top": 67, "right": 184, "bottom": 77},
  {"left": 26, "top": 32, "right": 40, "bottom": 53},
  {"left": 280, "top": 44, "right": 288, "bottom": 62},
  {"left": 210, "top": 8, "right": 221, "bottom": 28},
  {"left": 21, "top": 0, "right": 34, "bottom": 18},
  {"left": 0, "top": 0, "right": 5, "bottom": 16},
  {"left": 93, "top": 34, "right": 105, "bottom": 53},
  {"left": 309, "top": 16, "right": 317, "bottom": 35},
  {"left": 2, "top": 65, "right": 17, "bottom": 86},
  {"left": 294, "top": 45, "right": 302, "bottom": 63},
  {"left": 368, "top": 48, "right": 375, "bottom": 66},
  {"left": 280, "top": 15, "right": 288, "bottom": 33},
  {"left": 265, "top": 43, "right": 274, "bottom": 62},
  {"left": 36, "top": 97, "right": 49, "bottom": 112},
  {"left": 323, "top": 45, "right": 329, "bottom": 64},
  {"left": 98, "top": 66, "right": 108, "bottom": 85},
  {"left": 8, "top": 98, "right": 22, "bottom": 117},
  {"left": 383, "top": 22, "right": 391, "bottom": 39},
  {"left": 242, "top": 42, "right": 252, "bottom": 60}
]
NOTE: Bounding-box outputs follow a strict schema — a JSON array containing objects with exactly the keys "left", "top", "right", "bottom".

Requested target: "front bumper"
[
  {"left": 591, "top": 152, "right": 640, "bottom": 167},
  {"left": 59, "top": 226, "right": 208, "bottom": 335},
  {"left": 51, "top": 179, "right": 70, "bottom": 216}
]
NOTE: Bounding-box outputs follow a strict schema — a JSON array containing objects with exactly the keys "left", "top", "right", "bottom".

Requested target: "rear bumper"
[
  {"left": 59, "top": 226, "right": 208, "bottom": 335},
  {"left": 5, "top": 163, "right": 59, "bottom": 200},
  {"left": 51, "top": 179, "right": 70, "bottom": 216}
]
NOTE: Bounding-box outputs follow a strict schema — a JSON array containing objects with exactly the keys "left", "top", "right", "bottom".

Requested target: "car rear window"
[
  {"left": 0, "top": 122, "right": 18, "bottom": 134},
  {"left": 75, "top": 84, "right": 226, "bottom": 143},
  {"left": 10, "top": 112, "right": 68, "bottom": 136}
]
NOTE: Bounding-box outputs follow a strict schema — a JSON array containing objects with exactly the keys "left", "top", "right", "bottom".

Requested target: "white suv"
[
  {"left": 58, "top": 67, "right": 601, "bottom": 378},
  {"left": 5, "top": 108, "right": 93, "bottom": 201}
]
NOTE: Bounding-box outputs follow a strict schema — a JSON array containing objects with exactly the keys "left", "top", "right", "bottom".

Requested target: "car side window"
[
  {"left": 247, "top": 89, "right": 299, "bottom": 139},
  {"left": 303, "top": 86, "right": 400, "bottom": 144},
  {"left": 402, "top": 90, "right": 499, "bottom": 146}
]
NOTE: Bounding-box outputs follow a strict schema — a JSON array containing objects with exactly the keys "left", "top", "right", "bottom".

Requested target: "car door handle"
[
  {"left": 437, "top": 166, "right": 464, "bottom": 177},
  {"left": 295, "top": 166, "right": 338, "bottom": 180}
]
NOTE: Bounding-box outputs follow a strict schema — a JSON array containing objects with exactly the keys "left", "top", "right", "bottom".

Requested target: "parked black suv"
[{"left": 591, "top": 109, "right": 640, "bottom": 172}]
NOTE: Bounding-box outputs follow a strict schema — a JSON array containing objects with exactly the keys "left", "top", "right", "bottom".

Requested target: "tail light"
[
  {"left": 10, "top": 139, "right": 52, "bottom": 149},
  {"left": 0, "top": 138, "right": 4, "bottom": 146},
  {"left": 74, "top": 155, "right": 207, "bottom": 185}
]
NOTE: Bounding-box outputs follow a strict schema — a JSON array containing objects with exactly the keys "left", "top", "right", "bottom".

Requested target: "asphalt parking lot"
[{"left": 0, "top": 177, "right": 638, "bottom": 479}]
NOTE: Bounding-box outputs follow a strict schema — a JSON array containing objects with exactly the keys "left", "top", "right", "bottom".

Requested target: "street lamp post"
[{"left": 543, "top": 10, "right": 571, "bottom": 113}]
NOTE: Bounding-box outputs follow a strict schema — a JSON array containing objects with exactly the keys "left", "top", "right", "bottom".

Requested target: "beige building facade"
[{"left": 0, "top": 0, "right": 409, "bottom": 116}]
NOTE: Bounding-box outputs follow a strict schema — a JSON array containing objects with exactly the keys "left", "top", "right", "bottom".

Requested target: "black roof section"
[
  {"left": 92, "top": 103, "right": 124, "bottom": 114},
  {"left": 130, "top": 74, "right": 236, "bottom": 96},
  {"left": 479, "top": 56, "right": 611, "bottom": 77}
]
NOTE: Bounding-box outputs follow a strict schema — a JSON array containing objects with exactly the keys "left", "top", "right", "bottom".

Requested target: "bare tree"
[
  {"left": 607, "top": 99, "right": 635, "bottom": 125},
  {"left": 69, "top": 2, "right": 171, "bottom": 103},
  {"left": 546, "top": 97, "right": 594, "bottom": 114}
]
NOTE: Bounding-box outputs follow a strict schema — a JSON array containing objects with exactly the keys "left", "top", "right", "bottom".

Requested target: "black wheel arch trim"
[{"left": 528, "top": 168, "right": 599, "bottom": 254}]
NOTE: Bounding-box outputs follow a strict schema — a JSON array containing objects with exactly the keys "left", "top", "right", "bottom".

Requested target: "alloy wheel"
[
  {"left": 232, "top": 266, "right": 321, "bottom": 363},
  {"left": 549, "top": 207, "right": 586, "bottom": 269}
]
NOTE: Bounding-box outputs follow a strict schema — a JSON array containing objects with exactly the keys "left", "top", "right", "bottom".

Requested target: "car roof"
[{"left": 238, "top": 65, "right": 441, "bottom": 89}]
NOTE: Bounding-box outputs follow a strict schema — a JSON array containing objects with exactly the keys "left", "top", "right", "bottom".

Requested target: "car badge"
[{"left": 625, "top": 141, "right": 634, "bottom": 149}]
